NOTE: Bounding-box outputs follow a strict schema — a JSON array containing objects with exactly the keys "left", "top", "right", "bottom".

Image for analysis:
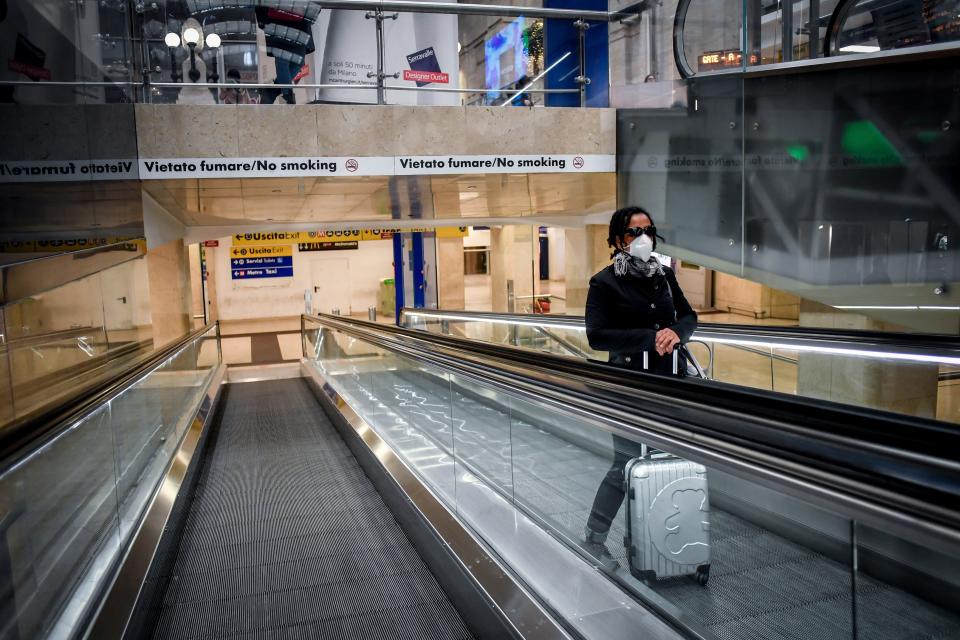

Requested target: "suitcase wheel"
[{"left": 695, "top": 564, "right": 710, "bottom": 587}]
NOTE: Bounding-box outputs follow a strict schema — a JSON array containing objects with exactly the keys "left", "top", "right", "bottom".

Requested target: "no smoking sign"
[{"left": 573, "top": 156, "right": 585, "bottom": 169}]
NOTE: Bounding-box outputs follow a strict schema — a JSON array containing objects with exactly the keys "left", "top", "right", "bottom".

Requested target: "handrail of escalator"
[
  {"left": 306, "top": 312, "right": 960, "bottom": 555},
  {"left": 398, "top": 308, "right": 960, "bottom": 360},
  {"left": 0, "top": 322, "right": 220, "bottom": 467}
]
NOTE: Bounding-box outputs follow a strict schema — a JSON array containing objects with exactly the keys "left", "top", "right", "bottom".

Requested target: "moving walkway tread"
[{"left": 134, "top": 378, "right": 475, "bottom": 640}]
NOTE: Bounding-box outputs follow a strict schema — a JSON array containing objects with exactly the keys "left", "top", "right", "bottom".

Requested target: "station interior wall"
[{"left": 207, "top": 238, "right": 395, "bottom": 321}]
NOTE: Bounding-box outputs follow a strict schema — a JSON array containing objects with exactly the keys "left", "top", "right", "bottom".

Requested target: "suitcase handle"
[{"left": 642, "top": 350, "right": 679, "bottom": 375}]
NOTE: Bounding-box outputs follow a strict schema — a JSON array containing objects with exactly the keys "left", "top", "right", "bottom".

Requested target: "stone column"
[
  {"left": 436, "top": 236, "right": 466, "bottom": 310},
  {"left": 147, "top": 239, "right": 192, "bottom": 348},
  {"left": 797, "top": 300, "right": 939, "bottom": 419},
  {"left": 490, "top": 225, "right": 536, "bottom": 313},
  {"left": 564, "top": 225, "right": 610, "bottom": 316}
]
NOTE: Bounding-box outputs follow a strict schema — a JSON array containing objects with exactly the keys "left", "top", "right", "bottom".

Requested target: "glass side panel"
[
  {"left": 404, "top": 313, "right": 960, "bottom": 425},
  {"left": 305, "top": 318, "right": 960, "bottom": 639},
  {"left": 0, "top": 325, "right": 220, "bottom": 640},
  {"left": 111, "top": 330, "right": 218, "bottom": 540},
  {"left": 0, "top": 404, "right": 120, "bottom": 640},
  {"left": 3, "top": 257, "right": 154, "bottom": 424},
  {"left": 306, "top": 322, "right": 457, "bottom": 504}
]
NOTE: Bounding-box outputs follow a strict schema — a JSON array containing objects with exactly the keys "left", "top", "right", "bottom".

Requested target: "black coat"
[{"left": 585, "top": 264, "right": 697, "bottom": 374}]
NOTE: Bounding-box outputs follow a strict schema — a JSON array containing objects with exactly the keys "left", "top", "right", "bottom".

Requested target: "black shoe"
[{"left": 582, "top": 537, "right": 619, "bottom": 572}]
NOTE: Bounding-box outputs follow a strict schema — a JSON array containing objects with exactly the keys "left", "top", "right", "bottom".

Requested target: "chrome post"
[
  {"left": 672, "top": 349, "right": 679, "bottom": 375},
  {"left": 573, "top": 18, "right": 591, "bottom": 107},
  {"left": 366, "top": 9, "right": 399, "bottom": 105},
  {"left": 368, "top": 306, "right": 377, "bottom": 321},
  {"left": 440, "top": 319, "right": 450, "bottom": 335}
]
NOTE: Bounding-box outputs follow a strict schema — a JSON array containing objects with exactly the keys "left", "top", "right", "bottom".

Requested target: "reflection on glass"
[
  {"left": 829, "top": 0, "right": 960, "bottom": 57},
  {"left": 0, "top": 324, "right": 219, "bottom": 639},
  {"left": 304, "top": 317, "right": 960, "bottom": 639},
  {"left": 2, "top": 257, "right": 154, "bottom": 423},
  {"left": 307, "top": 322, "right": 457, "bottom": 503}
]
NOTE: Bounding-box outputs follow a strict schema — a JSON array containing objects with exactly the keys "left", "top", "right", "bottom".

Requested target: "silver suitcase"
[{"left": 623, "top": 447, "right": 711, "bottom": 585}]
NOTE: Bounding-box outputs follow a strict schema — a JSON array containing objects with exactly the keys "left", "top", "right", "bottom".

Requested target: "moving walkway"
[{"left": 2, "top": 313, "right": 959, "bottom": 639}]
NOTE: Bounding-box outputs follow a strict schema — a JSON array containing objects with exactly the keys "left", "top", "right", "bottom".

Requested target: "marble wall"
[
  {"left": 133, "top": 104, "right": 615, "bottom": 158},
  {"left": 563, "top": 225, "right": 610, "bottom": 315},
  {"left": 147, "top": 239, "right": 193, "bottom": 348},
  {"left": 437, "top": 236, "right": 466, "bottom": 310},
  {"left": 713, "top": 271, "right": 800, "bottom": 320},
  {"left": 797, "top": 301, "right": 940, "bottom": 420}
]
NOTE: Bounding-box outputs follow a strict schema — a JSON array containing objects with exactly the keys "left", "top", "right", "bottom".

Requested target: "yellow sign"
[
  {"left": 232, "top": 227, "right": 468, "bottom": 246},
  {"left": 0, "top": 237, "right": 144, "bottom": 253},
  {"left": 229, "top": 245, "right": 292, "bottom": 258}
]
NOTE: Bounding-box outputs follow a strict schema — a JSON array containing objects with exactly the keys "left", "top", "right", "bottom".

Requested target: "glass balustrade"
[
  {"left": 402, "top": 310, "right": 960, "bottom": 425},
  {"left": 0, "top": 325, "right": 220, "bottom": 640},
  {"left": 303, "top": 315, "right": 960, "bottom": 640}
]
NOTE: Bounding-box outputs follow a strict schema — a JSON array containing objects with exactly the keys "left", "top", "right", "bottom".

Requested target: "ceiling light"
[
  {"left": 164, "top": 32, "right": 181, "bottom": 47},
  {"left": 205, "top": 32, "right": 221, "bottom": 48},
  {"left": 182, "top": 26, "right": 201, "bottom": 46},
  {"left": 839, "top": 44, "right": 880, "bottom": 53}
]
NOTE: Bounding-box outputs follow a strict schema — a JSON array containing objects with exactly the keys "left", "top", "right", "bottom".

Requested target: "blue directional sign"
[
  {"left": 231, "top": 266, "right": 294, "bottom": 280},
  {"left": 230, "top": 256, "right": 293, "bottom": 268}
]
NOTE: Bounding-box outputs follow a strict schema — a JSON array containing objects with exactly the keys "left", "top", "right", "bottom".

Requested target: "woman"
[{"left": 582, "top": 206, "right": 698, "bottom": 566}]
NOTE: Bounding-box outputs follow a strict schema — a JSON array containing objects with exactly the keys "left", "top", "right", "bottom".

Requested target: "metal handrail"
[
  {"left": 304, "top": 312, "right": 960, "bottom": 556},
  {"left": 312, "top": 0, "right": 613, "bottom": 21},
  {"left": 0, "top": 322, "right": 219, "bottom": 468},
  {"left": 398, "top": 308, "right": 960, "bottom": 363}
]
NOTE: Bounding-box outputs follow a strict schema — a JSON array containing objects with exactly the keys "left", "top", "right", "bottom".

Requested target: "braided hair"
[{"left": 607, "top": 206, "right": 656, "bottom": 258}]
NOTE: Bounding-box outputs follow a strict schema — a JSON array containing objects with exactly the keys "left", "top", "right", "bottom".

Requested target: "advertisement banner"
[{"left": 311, "top": 3, "right": 459, "bottom": 105}]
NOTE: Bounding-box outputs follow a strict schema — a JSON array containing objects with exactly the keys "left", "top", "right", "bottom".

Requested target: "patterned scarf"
[{"left": 613, "top": 251, "right": 664, "bottom": 278}]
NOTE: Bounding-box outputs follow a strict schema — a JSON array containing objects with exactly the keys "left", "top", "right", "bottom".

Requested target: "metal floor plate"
[{"left": 147, "top": 378, "right": 475, "bottom": 640}]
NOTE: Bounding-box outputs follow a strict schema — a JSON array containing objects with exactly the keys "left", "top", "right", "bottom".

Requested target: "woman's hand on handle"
[{"left": 654, "top": 328, "right": 680, "bottom": 356}]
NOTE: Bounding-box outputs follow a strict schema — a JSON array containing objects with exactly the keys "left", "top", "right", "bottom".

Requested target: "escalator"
[{"left": 3, "top": 313, "right": 960, "bottom": 639}]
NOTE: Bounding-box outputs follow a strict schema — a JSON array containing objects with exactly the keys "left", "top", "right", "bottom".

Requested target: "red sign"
[
  {"left": 202, "top": 240, "right": 219, "bottom": 247},
  {"left": 573, "top": 156, "right": 585, "bottom": 169},
  {"left": 403, "top": 69, "right": 449, "bottom": 85},
  {"left": 345, "top": 159, "right": 359, "bottom": 172},
  {"left": 293, "top": 64, "right": 310, "bottom": 83},
  {"left": 8, "top": 60, "right": 51, "bottom": 81}
]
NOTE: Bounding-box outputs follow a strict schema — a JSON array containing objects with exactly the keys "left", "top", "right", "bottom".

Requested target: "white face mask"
[{"left": 627, "top": 234, "right": 654, "bottom": 261}]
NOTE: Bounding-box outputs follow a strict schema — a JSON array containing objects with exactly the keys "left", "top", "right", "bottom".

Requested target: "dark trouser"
[
  {"left": 586, "top": 435, "right": 645, "bottom": 537},
  {"left": 274, "top": 58, "right": 301, "bottom": 103}
]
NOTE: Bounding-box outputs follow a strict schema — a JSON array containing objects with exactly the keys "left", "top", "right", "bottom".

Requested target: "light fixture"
[
  {"left": 205, "top": 32, "right": 221, "bottom": 48},
  {"left": 182, "top": 26, "right": 201, "bottom": 46},
  {"left": 164, "top": 32, "right": 181, "bottom": 82},
  {"left": 839, "top": 44, "right": 880, "bottom": 53},
  {"left": 180, "top": 21, "right": 204, "bottom": 83}
]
